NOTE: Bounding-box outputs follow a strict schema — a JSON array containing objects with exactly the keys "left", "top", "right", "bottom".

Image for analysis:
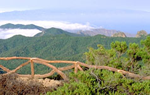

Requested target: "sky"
[
  {"left": 0, "top": 0, "right": 150, "bottom": 12},
  {"left": 0, "top": 0, "right": 150, "bottom": 37}
]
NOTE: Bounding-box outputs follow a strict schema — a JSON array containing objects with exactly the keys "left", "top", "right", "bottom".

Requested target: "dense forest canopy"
[
  {"left": 0, "top": 34, "right": 145, "bottom": 74},
  {"left": 0, "top": 31, "right": 149, "bottom": 94},
  {"left": 47, "top": 36, "right": 150, "bottom": 95}
]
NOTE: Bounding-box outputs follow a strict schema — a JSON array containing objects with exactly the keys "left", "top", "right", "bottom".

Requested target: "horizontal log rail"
[{"left": 0, "top": 57, "right": 150, "bottom": 80}]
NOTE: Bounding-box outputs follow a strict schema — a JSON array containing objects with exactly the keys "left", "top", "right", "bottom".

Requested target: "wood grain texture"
[{"left": 0, "top": 57, "right": 150, "bottom": 80}]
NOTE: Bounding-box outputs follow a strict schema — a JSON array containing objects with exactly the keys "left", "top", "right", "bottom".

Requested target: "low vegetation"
[
  {"left": 0, "top": 73, "right": 61, "bottom": 95},
  {"left": 0, "top": 31, "right": 149, "bottom": 94},
  {"left": 0, "top": 34, "right": 144, "bottom": 74},
  {"left": 47, "top": 36, "right": 150, "bottom": 94}
]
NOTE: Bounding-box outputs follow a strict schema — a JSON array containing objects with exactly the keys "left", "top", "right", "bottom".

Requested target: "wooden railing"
[{"left": 0, "top": 57, "right": 150, "bottom": 80}]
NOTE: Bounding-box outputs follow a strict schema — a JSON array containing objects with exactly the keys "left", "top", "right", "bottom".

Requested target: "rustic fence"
[{"left": 0, "top": 57, "right": 150, "bottom": 80}]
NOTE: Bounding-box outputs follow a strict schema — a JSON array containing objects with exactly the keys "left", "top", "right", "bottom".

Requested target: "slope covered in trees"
[
  {"left": 0, "top": 33, "right": 150, "bottom": 94},
  {"left": 47, "top": 36, "right": 150, "bottom": 95},
  {"left": 0, "top": 34, "right": 145, "bottom": 74},
  {"left": 0, "top": 23, "right": 44, "bottom": 30},
  {"left": 34, "top": 27, "right": 83, "bottom": 37}
]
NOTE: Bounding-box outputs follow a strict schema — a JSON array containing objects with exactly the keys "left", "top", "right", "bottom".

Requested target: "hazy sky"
[
  {"left": 0, "top": 0, "right": 150, "bottom": 12},
  {"left": 0, "top": 0, "right": 150, "bottom": 35}
]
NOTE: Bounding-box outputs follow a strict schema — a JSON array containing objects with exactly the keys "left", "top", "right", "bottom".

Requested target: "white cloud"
[
  {"left": 0, "top": 20, "right": 94, "bottom": 39},
  {"left": 0, "top": 20, "right": 94, "bottom": 30},
  {"left": 0, "top": 29, "right": 41, "bottom": 39}
]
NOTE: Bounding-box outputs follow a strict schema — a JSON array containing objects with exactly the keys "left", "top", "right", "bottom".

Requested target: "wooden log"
[
  {"left": 17, "top": 74, "right": 32, "bottom": 78},
  {"left": 58, "top": 65, "right": 74, "bottom": 71},
  {"left": 0, "top": 57, "right": 31, "bottom": 60},
  {"left": 1, "top": 57, "right": 150, "bottom": 80},
  {"left": 78, "top": 62, "right": 150, "bottom": 80},
  {"left": 2, "top": 60, "right": 30, "bottom": 76},
  {"left": 74, "top": 62, "right": 78, "bottom": 74},
  {"left": 30, "top": 59, "right": 34, "bottom": 78},
  {"left": 143, "top": 76, "right": 150, "bottom": 80},
  {"left": 14, "top": 60, "right": 30, "bottom": 72},
  {"left": 0, "top": 65, "right": 10, "bottom": 72},
  {"left": 17, "top": 69, "right": 56, "bottom": 79},
  {"left": 77, "top": 65, "right": 83, "bottom": 71},
  {"left": 33, "top": 69, "right": 55, "bottom": 79},
  {"left": 32, "top": 58, "right": 76, "bottom": 64},
  {"left": 32, "top": 59, "right": 68, "bottom": 80}
]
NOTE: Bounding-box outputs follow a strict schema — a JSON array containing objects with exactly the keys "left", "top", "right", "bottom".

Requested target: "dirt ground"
[{"left": 0, "top": 73, "right": 64, "bottom": 95}]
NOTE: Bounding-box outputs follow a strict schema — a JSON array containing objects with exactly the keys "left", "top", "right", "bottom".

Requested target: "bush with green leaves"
[
  {"left": 45, "top": 36, "right": 150, "bottom": 95},
  {"left": 85, "top": 36, "right": 150, "bottom": 75},
  {"left": 45, "top": 36, "right": 150, "bottom": 94},
  {"left": 47, "top": 70, "right": 150, "bottom": 95}
]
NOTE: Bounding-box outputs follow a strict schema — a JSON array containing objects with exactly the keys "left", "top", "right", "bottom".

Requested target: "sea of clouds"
[
  {"left": 0, "top": 20, "right": 94, "bottom": 39},
  {"left": 0, "top": 29, "right": 41, "bottom": 39}
]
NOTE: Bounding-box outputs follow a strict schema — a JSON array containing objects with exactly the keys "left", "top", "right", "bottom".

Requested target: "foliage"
[
  {"left": 0, "top": 23, "right": 44, "bottom": 30},
  {"left": 85, "top": 36, "right": 150, "bottom": 74},
  {"left": 136, "top": 30, "right": 148, "bottom": 37},
  {"left": 111, "top": 41, "right": 127, "bottom": 57},
  {"left": 47, "top": 70, "right": 150, "bottom": 95},
  {"left": 45, "top": 34, "right": 150, "bottom": 95},
  {"left": 0, "top": 34, "right": 143, "bottom": 74},
  {"left": 141, "top": 36, "right": 150, "bottom": 63},
  {"left": 34, "top": 27, "right": 82, "bottom": 37},
  {"left": 66, "top": 36, "right": 150, "bottom": 94},
  {"left": 0, "top": 30, "right": 149, "bottom": 94}
]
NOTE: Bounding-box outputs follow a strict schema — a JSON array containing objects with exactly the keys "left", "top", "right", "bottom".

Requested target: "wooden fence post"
[
  {"left": 30, "top": 59, "right": 34, "bottom": 78},
  {"left": 74, "top": 62, "right": 78, "bottom": 74},
  {"left": 77, "top": 62, "right": 83, "bottom": 71}
]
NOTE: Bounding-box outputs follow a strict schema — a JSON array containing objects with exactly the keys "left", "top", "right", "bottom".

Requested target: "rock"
[
  {"left": 76, "top": 28, "right": 119, "bottom": 36},
  {"left": 136, "top": 30, "right": 147, "bottom": 37},
  {"left": 111, "top": 32, "right": 127, "bottom": 37}
]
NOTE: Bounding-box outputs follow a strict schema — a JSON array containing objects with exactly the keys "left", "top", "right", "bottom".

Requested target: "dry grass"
[{"left": 0, "top": 73, "right": 63, "bottom": 95}]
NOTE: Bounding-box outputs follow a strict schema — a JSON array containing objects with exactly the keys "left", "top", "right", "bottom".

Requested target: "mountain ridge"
[
  {"left": 0, "top": 23, "right": 138, "bottom": 38},
  {"left": 34, "top": 27, "right": 84, "bottom": 37},
  {"left": 76, "top": 28, "right": 119, "bottom": 36},
  {"left": 0, "top": 9, "right": 150, "bottom": 34},
  {"left": 0, "top": 23, "right": 44, "bottom": 31}
]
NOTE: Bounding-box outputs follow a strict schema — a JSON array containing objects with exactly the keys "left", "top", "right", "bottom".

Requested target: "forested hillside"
[
  {"left": 0, "top": 33, "right": 145, "bottom": 74},
  {"left": 48, "top": 36, "right": 150, "bottom": 95},
  {"left": 0, "top": 23, "right": 44, "bottom": 30},
  {"left": 34, "top": 27, "right": 83, "bottom": 37},
  {"left": 0, "top": 32, "right": 149, "bottom": 94},
  {"left": 0, "top": 23, "right": 137, "bottom": 37},
  {"left": 0, "top": 34, "right": 144, "bottom": 60}
]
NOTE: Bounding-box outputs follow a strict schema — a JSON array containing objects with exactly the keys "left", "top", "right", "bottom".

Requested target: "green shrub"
[{"left": 47, "top": 70, "right": 150, "bottom": 94}]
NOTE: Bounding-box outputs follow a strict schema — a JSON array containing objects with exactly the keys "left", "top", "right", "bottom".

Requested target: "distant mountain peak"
[
  {"left": 0, "top": 23, "right": 44, "bottom": 31},
  {"left": 136, "top": 30, "right": 148, "bottom": 37},
  {"left": 112, "top": 32, "right": 127, "bottom": 37},
  {"left": 76, "top": 28, "right": 120, "bottom": 36},
  {"left": 34, "top": 27, "right": 83, "bottom": 37}
]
